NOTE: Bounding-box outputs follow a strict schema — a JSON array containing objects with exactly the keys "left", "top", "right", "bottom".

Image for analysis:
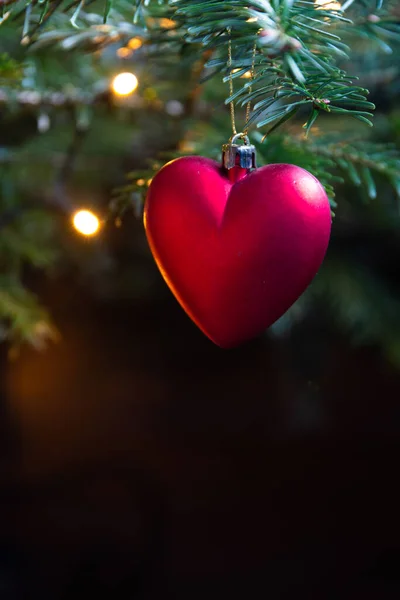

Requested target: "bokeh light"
[
  {"left": 315, "top": 0, "right": 341, "bottom": 9},
  {"left": 128, "top": 37, "right": 143, "bottom": 50},
  {"left": 72, "top": 210, "right": 100, "bottom": 236},
  {"left": 111, "top": 72, "right": 139, "bottom": 97},
  {"left": 117, "top": 47, "right": 133, "bottom": 59}
]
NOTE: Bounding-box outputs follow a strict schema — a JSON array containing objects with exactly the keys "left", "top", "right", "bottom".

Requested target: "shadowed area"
[{"left": 1, "top": 269, "right": 400, "bottom": 599}]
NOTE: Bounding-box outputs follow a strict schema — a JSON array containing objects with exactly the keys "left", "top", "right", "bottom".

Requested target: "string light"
[
  {"left": 159, "top": 18, "right": 176, "bottom": 29},
  {"left": 128, "top": 37, "right": 143, "bottom": 50},
  {"left": 117, "top": 47, "right": 133, "bottom": 59},
  {"left": 111, "top": 72, "right": 138, "bottom": 97},
  {"left": 315, "top": 0, "right": 341, "bottom": 9},
  {"left": 72, "top": 210, "right": 100, "bottom": 236},
  {"left": 232, "top": 68, "right": 252, "bottom": 79}
]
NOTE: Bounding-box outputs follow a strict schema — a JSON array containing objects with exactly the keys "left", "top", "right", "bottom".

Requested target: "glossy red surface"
[{"left": 144, "top": 156, "right": 331, "bottom": 348}]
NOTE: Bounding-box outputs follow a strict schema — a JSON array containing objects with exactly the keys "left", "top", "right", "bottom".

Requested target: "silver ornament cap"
[{"left": 222, "top": 133, "right": 257, "bottom": 170}]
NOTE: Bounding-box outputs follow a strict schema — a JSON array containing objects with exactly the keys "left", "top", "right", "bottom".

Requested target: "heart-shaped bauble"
[{"left": 144, "top": 156, "right": 331, "bottom": 348}]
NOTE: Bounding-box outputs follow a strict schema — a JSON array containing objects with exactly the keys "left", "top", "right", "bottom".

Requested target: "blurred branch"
[
  {"left": 53, "top": 106, "right": 90, "bottom": 210},
  {"left": 2, "top": 0, "right": 393, "bottom": 135},
  {"left": 0, "top": 87, "right": 108, "bottom": 108},
  {"left": 184, "top": 49, "right": 213, "bottom": 116},
  {"left": 285, "top": 135, "right": 400, "bottom": 200},
  {"left": 0, "top": 207, "right": 24, "bottom": 231}
]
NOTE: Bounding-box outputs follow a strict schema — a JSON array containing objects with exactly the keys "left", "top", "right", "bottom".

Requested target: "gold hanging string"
[
  {"left": 243, "top": 41, "right": 257, "bottom": 136},
  {"left": 228, "top": 29, "right": 257, "bottom": 139},
  {"left": 228, "top": 29, "right": 237, "bottom": 136}
]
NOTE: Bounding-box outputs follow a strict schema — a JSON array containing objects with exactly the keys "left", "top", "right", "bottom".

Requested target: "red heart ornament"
[{"left": 144, "top": 156, "right": 331, "bottom": 348}]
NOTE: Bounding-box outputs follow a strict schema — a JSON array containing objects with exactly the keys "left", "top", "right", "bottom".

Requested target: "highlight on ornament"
[
  {"left": 72, "top": 210, "right": 100, "bottom": 237},
  {"left": 111, "top": 72, "right": 139, "bottom": 97}
]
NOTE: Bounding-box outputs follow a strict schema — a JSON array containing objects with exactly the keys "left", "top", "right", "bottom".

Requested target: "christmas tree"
[{"left": 1, "top": 0, "right": 400, "bottom": 357}]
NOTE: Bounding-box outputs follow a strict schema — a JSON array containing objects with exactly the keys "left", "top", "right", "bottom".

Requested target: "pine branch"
[
  {"left": 285, "top": 135, "right": 400, "bottom": 200},
  {"left": 111, "top": 123, "right": 400, "bottom": 216},
  {"left": 237, "top": 70, "right": 375, "bottom": 132},
  {"left": 0, "top": 276, "right": 58, "bottom": 349},
  {"left": 313, "top": 257, "right": 400, "bottom": 361},
  {"left": 339, "top": 0, "right": 400, "bottom": 54},
  {"left": 3, "top": 0, "right": 399, "bottom": 136},
  {"left": 142, "top": 0, "right": 392, "bottom": 135},
  {"left": 269, "top": 254, "right": 400, "bottom": 366}
]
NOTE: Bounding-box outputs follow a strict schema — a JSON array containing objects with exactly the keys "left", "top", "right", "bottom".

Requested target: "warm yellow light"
[
  {"left": 117, "top": 47, "right": 133, "bottom": 59},
  {"left": 128, "top": 37, "right": 143, "bottom": 50},
  {"left": 159, "top": 18, "right": 176, "bottom": 29},
  {"left": 72, "top": 210, "right": 100, "bottom": 236},
  {"left": 179, "top": 141, "right": 195, "bottom": 153},
  {"left": 315, "top": 0, "right": 341, "bottom": 9},
  {"left": 111, "top": 72, "right": 138, "bottom": 97},
  {"left": 232, "top": 68, "right": 252, "bottom": 79}
]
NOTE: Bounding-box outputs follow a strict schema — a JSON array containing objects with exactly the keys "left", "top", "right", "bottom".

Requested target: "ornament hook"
[
  {"left": 222, "top": 133, "right": 257, "bottom": 170},
  {"left": 230, "top": 133, "right": 250, "bottom": 146}
]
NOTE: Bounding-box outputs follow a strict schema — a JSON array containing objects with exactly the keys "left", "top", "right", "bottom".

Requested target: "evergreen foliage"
[{"left": 1, "top": 0, "right": 400, "bottom": 357}]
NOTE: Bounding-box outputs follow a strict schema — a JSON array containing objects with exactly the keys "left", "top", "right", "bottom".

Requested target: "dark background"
[
  {"left": 1, "top": 213, "right": 400, "bottom": 599},
  {"left": 1, "top": 10, "right": 400, "bottom": 595}
]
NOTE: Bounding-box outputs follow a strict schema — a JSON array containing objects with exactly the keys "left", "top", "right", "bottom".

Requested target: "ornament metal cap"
[{"left": 222, "top": 133, "right": 257, "bottom": 170}]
